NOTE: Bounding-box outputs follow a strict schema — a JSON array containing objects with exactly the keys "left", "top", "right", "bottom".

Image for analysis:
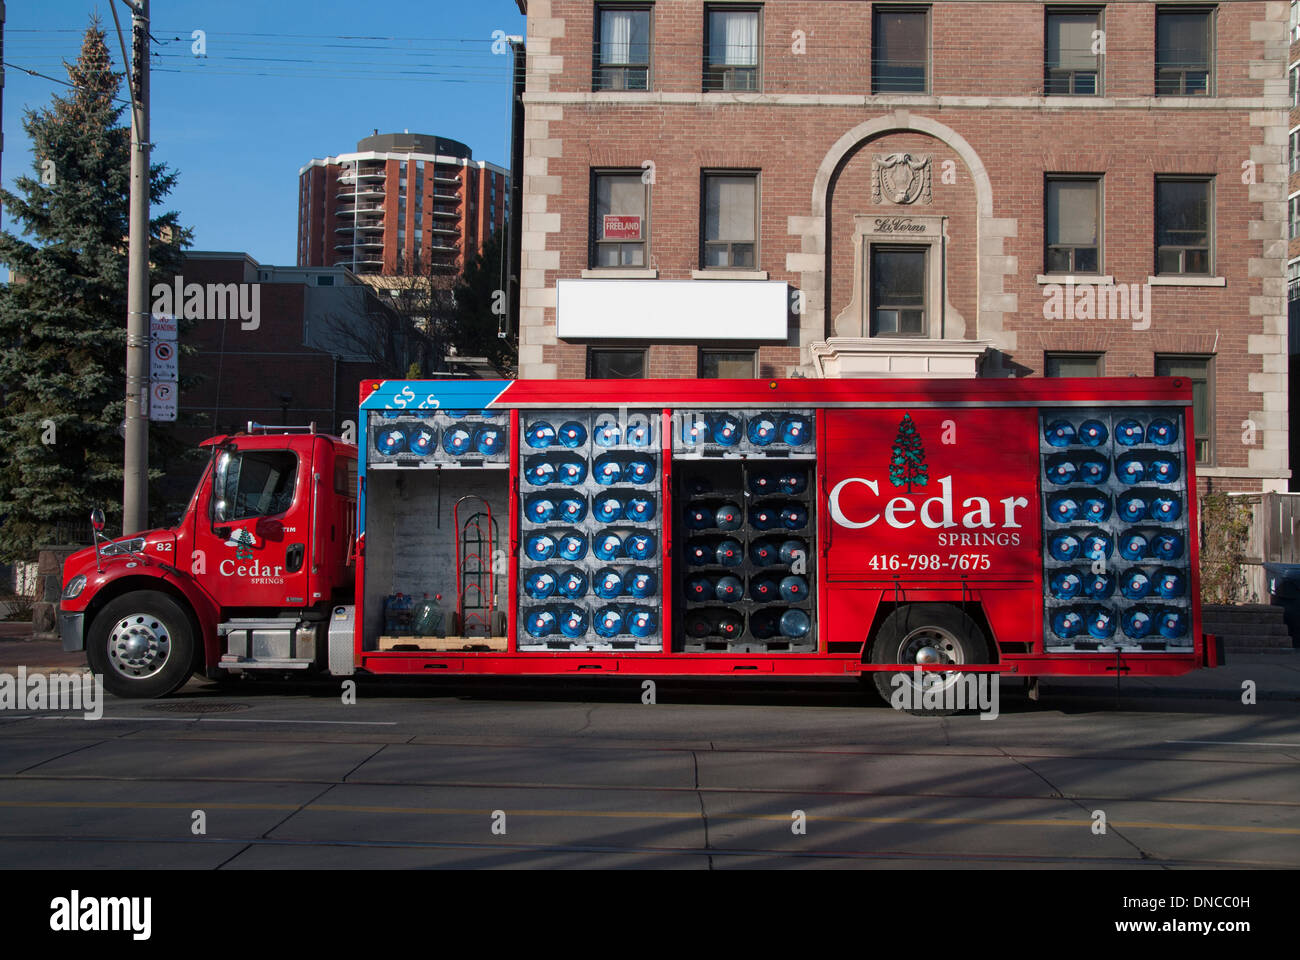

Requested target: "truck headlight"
[
  {"left": 100, "top": 537, "right": 145, "bottom": 557},
  {"left": 64, "top": 575, "right": 86, "bottom": 599}
]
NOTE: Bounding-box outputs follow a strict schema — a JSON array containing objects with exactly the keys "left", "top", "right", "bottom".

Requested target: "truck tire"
[
  {"left": 86, "top": 591, "right": 196, "bottom": 699},
  {"left": 868, "top": 604, "right": 990, "bottom": 715}
]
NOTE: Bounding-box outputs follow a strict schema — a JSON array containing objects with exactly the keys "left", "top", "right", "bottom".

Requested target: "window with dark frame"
[
  {"left": 1046, "top": 177, "right": 1102, "bottom": 274},
  {"left": 700, "top": 349, "right": 757, "bottom": 378},
  {"left": 870, "top": 245, "right": 928, "bottom": 337},
  {"left": 1155, "top": 355, "right": 1213, "bottom": 464},
  {"left": 1155, "top": 7, "right": 1213, "bottom": 96},
  {"left": 704, "top": 5, "right": 761, "bottom": 91},
  {"left": 701, "top": 172, "right": 758, "bottom": 269},
  {"left": 1291, "top": 130, "right": 1300, "bottom": 174},
  {"left": 872, "top": 6, "right": 929, "bottom": 93},
  {"left": 1045, "top": 8, "right": 1102, "bottom": 95},
  {"left": 588, "top": 348, "right": 647, "bottom": 379},
  {"left": 1155, "top": 177, "right": 1212, "bottom": 275},
  {"left": 591, "top": 171, "right": 649, "bottom": 267},
  {"left": 595, "top": 5, "right": 652, "bottom": 91},
  {"left": 1291, "top": 195, "right": 1300, "bottom": 240},
  {"left": 1045, "top": 352, "right": 1104, "bottom": 377}
]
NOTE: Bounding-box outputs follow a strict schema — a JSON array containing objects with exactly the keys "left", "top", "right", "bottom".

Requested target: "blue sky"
[{"left": 4, "top": 0, "right": 526, "bottom": 265}]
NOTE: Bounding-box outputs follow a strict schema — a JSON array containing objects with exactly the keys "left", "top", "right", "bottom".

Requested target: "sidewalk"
[{"left": 0, "top": 625, "right": 89, "bottom": 672}]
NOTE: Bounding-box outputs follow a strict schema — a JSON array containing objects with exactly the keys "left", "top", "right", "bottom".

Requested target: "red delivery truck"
[{"left": 58, "top": 376, "right": 1222, "bottom": 709}]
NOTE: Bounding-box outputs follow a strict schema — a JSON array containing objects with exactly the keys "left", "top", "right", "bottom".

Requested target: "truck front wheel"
[
  {"left": 868, "top": 604, "right": 990, "bottom": 715},
  {"left": 86, "top": 591, "right": 196, "bottom": 699}
]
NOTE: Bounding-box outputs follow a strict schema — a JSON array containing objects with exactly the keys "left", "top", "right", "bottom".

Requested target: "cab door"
[{"left": 192, "top": 441, "right": 315, "bottom": 609}]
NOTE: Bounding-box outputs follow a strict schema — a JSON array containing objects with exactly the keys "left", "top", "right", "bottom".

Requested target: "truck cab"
[{"left": 60, "top": 425, "right": 357, "bottom": 698}]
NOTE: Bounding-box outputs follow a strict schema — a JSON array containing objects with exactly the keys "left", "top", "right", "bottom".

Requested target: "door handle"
[{"left": 286, "top": 543, "right": 305, "bottom": 572}]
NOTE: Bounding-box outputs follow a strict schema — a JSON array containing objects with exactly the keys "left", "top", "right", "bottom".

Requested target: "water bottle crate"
[
  {"left": 369, "top": 411, "right": 511, "bottom": 465},
  {"left": 517, "top": 600, "right": 662, "bottom": 646},
  {"left": 682, "top": 639, "right": 818, "bottom": 654},
  {"left": 672, "top": 409, "right": 816, "bottom": 458}
]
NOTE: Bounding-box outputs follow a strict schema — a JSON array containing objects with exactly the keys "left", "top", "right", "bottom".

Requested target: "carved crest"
[{"left": 872, "top": 153, "right": 932, "bottom": 205}]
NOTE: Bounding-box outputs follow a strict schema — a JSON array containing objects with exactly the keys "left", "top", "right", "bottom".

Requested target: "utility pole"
[{"left": 122, "top": 0, "right": 150, "bottom": 534}]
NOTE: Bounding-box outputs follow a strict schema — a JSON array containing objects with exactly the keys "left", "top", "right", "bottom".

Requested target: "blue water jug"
[
  {"left": 525, "top": 533, "right": 558, "bottom": 561},
  {"left": 558, "top": 497, "right": 587, "bottom": 523},
  {"left": 680, "top": 418, "right": 709, "bottom": 445},
  {"left": 1123, "top": 608, "right": 1153, "bottom": 639},
  {"left": 1116, "top": 458, "right": 1145, "bottom": 485},
  {"left": 1052, "top": 610, "right": 1084, "bottom": 640},
  {"left": 1122, "top": 570, "right": 1152, "bottom": 600},
  {"left": 442, "top": 425, "right": 473, "bottom": 456},
  {"left": 779, "top": 539, "right": 806, "bottom": 566},
  {"left": 1082, "top": 533, "right": 1112, "bottom": 560},
  {"left": 1149, "top": 458, "right": 1179, "bottom": 484},
  {"left": 1157, "top": 608, "right": 1187, "bottom": 639},
  {"left": 751, "top": 540, "right": 778, "bottom": 565},
  {"left": 594, "top": 532, "right": 623, "bottom": 561},
  {"left": 1044, "top": 419, "right": 1076, "bottom": 447},
  {"left": 715, "top": 539, "right": 743, "bottom": 566},
  {"left": 557, "top": 533, "right": 587, "bottom": 561},
  {"left": 1050, "top": 570, "right": 1083, "bottom": 599},
  {"left": 685, "top": 613, "right": 714, "bottom": 638},
  {"left": 749, "top": 505, "right": 779, "bottom": 530},
  {"left": 624, "top": 497, "right": 655, "bottom": 522},
  {"left": 715, "top": 503, "right": 742, "bottom": 531},
  {"left": 1118, "top": 493, "right": 1148, "bottom": 522},
  {"left": 779, "top": 472, "right": 808, "bottom": 495},
  {"left": 1115, "top": 419, "right": 1145, "bottom": 445},
  {"left": 686, "top": 506, "right": 713, "bottom": 530},
  {"left": 525, "top": 610, "right": 557, "bottom": 638},
  {"left": 593, "top": 421, "right": 621, "bottom": 447},
  {"left": 750, "top": 577, "right": 779, "bottom": 602},
  {"left": 594, "top": 607, "right": 624, "bottom": 638},
  {"left": 557, "top": 458, "right": 586, "bottom": 486},
  {"left": 625, "top": 459, "right": 655, "bottom": 484},
  {"left": 1078, "top": 459, "right": 1109, "bottom": 485},
  {"left": 1081, "top": 497, "right": 1110, "bottom": 523},
  {"left": 558, "top": 570, "right": 588, "bottom": 599},
  {"left": 715, "top": 576, "right": 744, "bottom": 603},
  {"left": 408, "top": 425, "right": 437, "bottom": 456},
  {"left": 711, "top": 416, "right": 741, "bottom": 446},
  {"left": 1148, "top": 419, "right": 1178, "bottom": 445},
  {"left": 748, "top": 417, "right": 778, "bottom": 446},
  {"left": 1086, "top": 606, "right": 1117, "bottom": 639},
  {"left": 526, "top": 496, "right": 557, "bottom": 524},
  {"left": 1151, "top": 533, "right": 1183, "bottom": 561},
  {"left": 779, "top": 575, "right": 808, "bottom": 602},
  {"left": 594, "top": 495, "right": 624, "bottom": 523},
  {"left": 781, "top": 505, "right": 808, "bottom": 529},
  {"left": 593, "top": 457, "right": 622, "bottom": 486},
  {"left": 376, "top": 426, "right": 407, "bottom": 456},
  {"left": 557, "top": 421, "right": 587, "bottom": 448},
  {"left": 525, "top": 421, "right": 556, "bottom": 448},
  {"left": 1046, "top": 460, "right": 1077, "bottom": 485},
  {"left": 1154, "top": 569, "right": 1185, "bottom": 599},
  {"left": 717, "top": 613, "right": 743, "bottom": 639},
  {"left": 526, "top": 569, "right": 557, "bottom": 600},
  {"left": 628, "top": 570, "right": 657, "bottom": 598},
  {"left": 594, "top": 569, "right": 624, "bottom": 599},
  {"left": 780, "top": 416, "right": 811, "bottom": 446},
  {"left": 780, "top": 609, "right": 811, "bottom": 637},
  {"left": 1078, "top": 420, "right": 1108, "bottom": 446},
  {"left": 1049, "top": 495, "right": 1079, "bottom": 523},
  {"left": 1083, "top": 573, "right": 1115, "bottom": 600},
  {"left": 1120, "top": 532, "right": 1148, "bottom": 561},
  {"left": 1049, "top": 533, "right": 1082, "bottom": 562},
  {"left": 687, "top": 542, "right": 712, "bottom": 565},
  {"left": 474, "top": 426, "right": 504, "bottom": 456},
  {"left": 750, "top": 611, "right": 778, "bottom": 639},
  {"left": 624, "top": 533, "right": 655, "bottom": 560},
  {"left": 626, "top": 419, "right": 653, "bottom": 447},
  {"left": 560, "top": 608, "right": 588, "bottom": 638},
  {"left": 526, "top": 460, "right": 556, "bottom": 486},
  {"left": 628, "top": 609, "right": 657, "bottom": 638},
  {"left": 1150, "top": 496, "right": 1181, "bottom": 522},
  {"left": 685, "top": 577, "right": 713, "bottom": 602},
  {"left": 749, "top": 471, "right": 776, "bottom": 495}
]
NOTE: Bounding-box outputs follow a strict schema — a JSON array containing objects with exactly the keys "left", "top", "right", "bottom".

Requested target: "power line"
[{"left": 1, "top": 60, "right": 131, "bottom": 104}]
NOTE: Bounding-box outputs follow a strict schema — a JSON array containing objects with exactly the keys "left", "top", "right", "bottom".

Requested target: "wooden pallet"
[{"left": 378, "top": 635, "right": 508, "bottom": 652}]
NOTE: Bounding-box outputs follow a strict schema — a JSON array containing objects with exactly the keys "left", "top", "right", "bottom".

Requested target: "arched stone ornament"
[{"left": 872, "top": 153, "right": 932, "bottom": 205}]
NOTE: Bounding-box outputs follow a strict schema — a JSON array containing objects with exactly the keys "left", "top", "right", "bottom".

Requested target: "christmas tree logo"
[{"left": 889, "top": 414, "right": 929, "bottom": 492}]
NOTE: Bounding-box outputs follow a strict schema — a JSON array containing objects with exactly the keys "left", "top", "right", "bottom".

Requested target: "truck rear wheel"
[
  {"left": 86, "top": 591, "right": 196, "bottom": 699},
  {"left": 868, "top": 604, "right": 990, "bottom": 715}
]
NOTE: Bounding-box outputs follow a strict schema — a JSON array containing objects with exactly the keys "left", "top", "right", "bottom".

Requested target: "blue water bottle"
[
  {"left": 624, "top": 497, "right": 655, "bottom": 522},
  {"left": 779, "top": 575, "right": 808, "bottom": 602},
  {"left": 1081, "top": 497, "right": 1110, "bottom": 523},
  {"left": 560, "top": 608, "right": 588, "bottom": 638},
  {"left": 557, "top": 533, "right": 587, "bottom": 562},
  {"left": 1148, "top": 419, "right": 1177, "bottom": 445},
  {"left": 1149, "top": 458, "right": 1179, "bottom": 484},
  {"left": 715, "top": 503, "right": 743, "bottom": 531},
  {"left": 558, "top": 570, "right": 588, "bottom": 599},
  {"left": 1116, "top": 457, "right": 1145, "bottom": 485},
  {"left": 594, "top": 569, "right": 624, "bottom": 599},
  {"left": 1049, "top": 533, "right": 1082, "bottom": 562},
  {"left": 1052, "top": 609, "right": 1084, "bottom": 640},
  {"left": 628, "top": 570, "right": 657, "bottom": 598},
  {"left": 1044, "top": 420, "right": 1076, "bottom": 447},
  {"left": 685, "top": 577, "right": 713, "bottom": 602},
  {"left": 1050, "top": 570, "right": 1082, "bottom": 599},
  {"left": 526, "top": 496, "right": 557, "bottom": 524},
  {"left": 1123, "top": 608, "right": 1153, "bottom": 639},
  {"left": 715, "top": 539, "right": 743, "bottom": 566},
  {"left": 624, "top": 533, "right": 655, "bottom": 560},
  {"left": 525, "top": 420, "right": 556, "bottom": 448},
  {"left": 1118, "top": 493, "right": 1148, "bottom": 522},
  {"left": 626, "top": 419, "right": 653, "bottom": 447},
  {"left": 1115, "top": 419, "right": 1145, "bottom": 445},
  {"left": 593, "top": 421, "right": 621, "bottom": 447},
  {"left": 1048, "top": 495, "right": 1079, "bottom": 523},
  {"left": 1046, "top": 459, "right": 1078, "bottom": 485},
  {"left": 557, "top": 421, "right": 587, "bottom": 448},
  {"left": 1151, "top": 533, "right": 1183, "bottom": 561},
  {"left": 594, "top": 495, "right": 624, "bottom": 523},
  {"left": 1154, "top": 569, "right": 1184, "bottom": 599},
  {"left": 408, "top": 424, "right": 437, "bottom": 456},
  {"left": 1121, "top": 570, "right": 1152, "bottom": 600},
  {"left": 558, "top": 497, "right": 587, "bottom": 523},
  {"left": 1086, "top": 606, "right": 1117, "bottom": 639},
  {"left": 748, "top": 416, "right": 778, "bottom": 446},
  {"left": 525, "top": 609, "right": 557, "bottom": 638},
  {"left": 1157, "top": 608, "right": 1186, "bottom": 639},
  {"left": 376, "top": 426, "right": 407, "bottom": 456},
  {"left": 1150, "top": 496, "right": 1181, "bottom": 522},
  {"left": 594, "top": 607, "right": 624, "bottom": 638},
  {"left": 1083, "top": 573, "right": 1115, "bottom": 600},
  {"left": 474, "top": 426, "right": 503, "bottom": 456},
  {"left": 593, "top": 456, "right": 622, "bottom": 486},
  {"left": 594, "top": 532, "right": 623, "bottom": 561},
  {"left": 1078, "top": 420, "right": 1108, "bottom": 446},
  {"left": 751, "top": 540, "right": 777, "bottom": 565},
  {"left": 525, "top": 533, "right": 558, "bottom": 561},
  {"left": 780, "top": 416, "right": 811, "bottom": 446},
  {"left": 1119, "top": 532, "right": 1148, "bottom": 561},
  {"left": 711, "top": 415, "right": 741, "bottom": 446},
  {"left": 628, "top": 609, "right": 657, "bottom": 638},
  {"left": 715, "top": 576, "right": 744, "bottom": 603},
  {"left": 1078, "top": 458, "right": 1109, "bottom": 484},
  {"left": 442, "top": 425, "right": 473, "bottom": 456},
  {"left": 687, "top": 542, "right": 712, "bottom": 566},
  {"left": 750, "top": 577, "right": 779, "bottom": 602},
  {"left": 780, "top": 609, "right": 811, "bottom": 637}
]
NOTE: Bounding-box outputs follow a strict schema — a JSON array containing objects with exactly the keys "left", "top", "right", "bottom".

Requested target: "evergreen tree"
[
  {"left": 0, "top": 19, "right": 191, "bottom": 561},
  {"left": 889, "top": 413, "right": 928, "bottom": 492},
  {"left": 447, "top": 230, "right": 518, "bottom": 373}
]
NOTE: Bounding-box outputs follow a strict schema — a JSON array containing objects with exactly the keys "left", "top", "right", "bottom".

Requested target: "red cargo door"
[{"left": 821, "top": 407, "right": 1042, "bottom": 582}]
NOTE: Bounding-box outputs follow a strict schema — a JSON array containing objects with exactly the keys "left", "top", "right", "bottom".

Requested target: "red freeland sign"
[
  {"left": 602, "top": 215, "right": 642, "bottom": 240},
  {"left": 823, "top": 407, "right": 1043, "bottom": 581}
]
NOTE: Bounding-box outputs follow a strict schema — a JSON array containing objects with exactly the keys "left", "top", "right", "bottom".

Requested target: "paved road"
[{"left": 0, "top": 652, "right": 1297, "bottom": 869}]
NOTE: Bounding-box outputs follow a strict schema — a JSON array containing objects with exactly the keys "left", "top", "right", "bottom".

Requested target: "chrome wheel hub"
[
  {"left": 108, "top": 614, "right": 172, "bottom": 679},
  {"left": 897, "top": 626, "right": 965, "bottom": 692}
]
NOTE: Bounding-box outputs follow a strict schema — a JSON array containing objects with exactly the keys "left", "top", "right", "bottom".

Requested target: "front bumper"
[{"left": 60, "top": 612, "right": 85, "bottom": 652}]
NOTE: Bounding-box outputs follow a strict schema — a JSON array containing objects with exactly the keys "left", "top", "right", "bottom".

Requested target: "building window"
[
  {"left": 704, "top": 5, "right": 760, "bottom": 91},
  {"left": 588, "top": 348, "right": 647, "bottom": 378},
  {"left": 317, "top": 275, "right": 335, "bottom": 287},
  {"left": 1155, "top": 355, "right": 1213, "bottom": 464},
  {"left": 1045, "top": 177, "right": 1102, "bottom": 273},
  {"left": 1292, "top": 0, "right": 1299, "bottom": 42},
  {"left": 872, "top": 6, "right": 929, "bottom": 93},
  {"left": 701, "top": 172, "right": 758, "bottom": 269},
  {"left": 1155, "top": 7, "right": 1213, "bottom": 95},
  {"left": 1291, "top": 130, "right": 1300, "bottom": 175},
  {"left": 1288, "top": 259, "right": 1300, "bottom": 301},
  {"left": 1045, "top": 352, "right": 1104, "bottom": 377},
  {"left": 1155, "top": 177, "right": 1212, "bottom": 275},
  {"left": 1292, "top": 196, "right": 1300, "bottom": 240},
  {"left": 1046, "top": 8, "right": 1102, "bottom": 95},
  {"left": 591, "top": 171, "right": 649, "bottom": 267},
  {"left": 595, "top": 4, "right": 652, "bottom": 91},
  {"left": 1292, "top": 64, "right": 1300, "bottom": 107},
  {"left": 870, "top": 245, "right": 928, "bottom": 336},
  {"left": 700, "top": 349, "right": 757, "bottom": 377}
]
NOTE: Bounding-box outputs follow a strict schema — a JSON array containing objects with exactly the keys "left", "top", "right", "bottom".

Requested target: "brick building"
[
  {"left": 515, "top": 0, "right": 1291, "bottom": 493},
  {"left": 298, "top": 132, "right": 509, "bottom": 277}
]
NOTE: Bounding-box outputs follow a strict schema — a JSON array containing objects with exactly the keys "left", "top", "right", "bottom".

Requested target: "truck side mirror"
[{"left": 90, "top": 508, "right": 105, "bottom": 533}]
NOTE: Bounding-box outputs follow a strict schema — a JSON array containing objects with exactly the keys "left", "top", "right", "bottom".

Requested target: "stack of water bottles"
[
  {"left": 677, "top": 409, "right": 815, "bottom": 457},
  {"left": 518, "top": 410, "right": 662, "bottom": 649},
  {"left": 679, "top": 462, "right": 815, "bottom": 652},
  {"left": 1041, "top": 408, "right": 1191, "bottom": 651},
  {"left": 369, "top": 407, "right": 509, "bottom": 466}
]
